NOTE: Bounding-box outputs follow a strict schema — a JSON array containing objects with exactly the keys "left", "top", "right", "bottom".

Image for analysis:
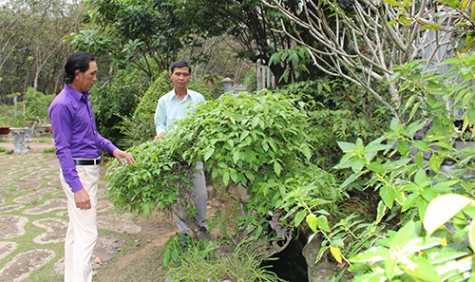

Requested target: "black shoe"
[{"left": 199, "top": 226, "right": 211, "bottom": 237}]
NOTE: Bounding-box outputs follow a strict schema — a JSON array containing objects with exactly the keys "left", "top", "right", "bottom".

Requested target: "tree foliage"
[
  {"left": 90, "top": 67, "right": 149, "bottom": 146},
  {"left": 69, "top": 0, "right": 316, "bottom": 86},
  {"left": 334, "top": 52, "right": 475, "bottom": 279},
  {"left": 264, "top": 0, "right": 475, "bottom": 118},
  {"left": 0, "top": 0, "right": 84, "bottom": 99}
]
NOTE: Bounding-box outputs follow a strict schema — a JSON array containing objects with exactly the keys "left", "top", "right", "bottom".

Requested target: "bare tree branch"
[{"left": 263, "top": 0, "right": 464, "bottom": 120}]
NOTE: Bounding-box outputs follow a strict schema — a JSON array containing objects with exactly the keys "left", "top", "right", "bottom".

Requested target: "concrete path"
[{"left": 0, "top": 138, "right": 144, "bottom": 282}]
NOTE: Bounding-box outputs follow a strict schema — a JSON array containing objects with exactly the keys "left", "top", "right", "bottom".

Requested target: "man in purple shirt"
[{"left": 48, "top": 51, "right": 135, "bottom": 282}]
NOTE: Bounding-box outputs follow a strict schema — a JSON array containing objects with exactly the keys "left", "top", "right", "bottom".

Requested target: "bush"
[
  {"left": 90, "top": 68, "right": 148, "bottom": 146},
  {"left": 334, "top": 53, "right": 475, "bottom": 279},
  {"left": 280, "top": 79, "right": 390, "bottom": 170},
  {"left": 106, "top": 91, "right": 340, "bottom": 240},
  {"left": 23, "top": 87, "right": 55, "bottom": 125}
]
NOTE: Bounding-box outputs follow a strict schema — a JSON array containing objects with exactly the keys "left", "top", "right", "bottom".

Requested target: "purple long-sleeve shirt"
[{"left": 48, "top": 84, "right": 117, "bottom": 192}]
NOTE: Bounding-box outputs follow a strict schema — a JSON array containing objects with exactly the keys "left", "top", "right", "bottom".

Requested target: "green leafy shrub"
[
  {"left": 91, "top": 68, "right": 148, "bottom": 146},
  {"left": 332, "top": 53, "right": 475, "bottom": 279},
  {"left": 350, "top": 194, "right": 475, "bottom": 281},
  {"left": 107, "top": 91, "right": 340, "bottom": 240},
  {"left": 2, "top": 88, "right": 54, "bottom": 127},
  {"left": 119, "top": 70, "right": 172, "bottom": 145},
  {"left": 164, "top": 239, "right": 285, "bottom": 281},
  {"left": 23, "top": 87, "right": 55, "bottom": 125},
  {"left": 279, "top": 79, "right": 390, "bottom": 170}
]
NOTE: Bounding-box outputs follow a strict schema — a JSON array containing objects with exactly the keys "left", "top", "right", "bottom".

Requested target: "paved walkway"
[{"left": 0, "top": 138, "right": 144, "bottom": 282}]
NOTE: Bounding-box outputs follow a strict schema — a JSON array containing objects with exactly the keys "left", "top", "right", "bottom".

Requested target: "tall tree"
[
  {"left": 160, "top": 0, "right": 298, "bottom": 86},
  {"left": 0, "top": 0, "right": 84, "bottom": 99},
  {"left": 71, "top": 0, "right": 306, "bottom": 86},
  {"left": 71, "top": 0, "right": 194, "bottom": 80},
  {"left": 263, "top": 0, "right": 475, "bottom": 117}
]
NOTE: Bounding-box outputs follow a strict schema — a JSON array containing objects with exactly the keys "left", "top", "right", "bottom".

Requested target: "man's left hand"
[{"left": 112, "top": 149, "right": 136, "bottom": 165}]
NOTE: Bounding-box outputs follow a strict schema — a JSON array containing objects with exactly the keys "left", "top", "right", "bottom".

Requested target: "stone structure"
[{"left": 10, "top": 127, "right": 30, "bottom": 154}]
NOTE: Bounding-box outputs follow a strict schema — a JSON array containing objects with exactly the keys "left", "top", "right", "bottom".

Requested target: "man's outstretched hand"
[{"left": 112, "top": 149, "right": 135, "bottom": 166}]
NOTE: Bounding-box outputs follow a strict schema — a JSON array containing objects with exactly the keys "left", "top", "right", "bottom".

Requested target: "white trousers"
[
  {"left": 60, "top": 165, "right": 100, "bottom": 282},
  {"left": 174, "top": 162, "right": 208, "bottom": 234}
]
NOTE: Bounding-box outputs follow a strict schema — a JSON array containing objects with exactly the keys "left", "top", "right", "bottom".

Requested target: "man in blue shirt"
[
  {"left": 154, "top": 61, "right": 208, "bottom": 238},
  {"left": 49, "top": 51, "right": 135, "bottom": 282}
]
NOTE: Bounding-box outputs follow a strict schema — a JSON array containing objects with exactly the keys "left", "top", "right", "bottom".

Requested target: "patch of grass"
[
  {"left": 0, "top": 146, "right": 6, "bottom": 153},
  {"left": 166, "top": 241, "right": 285, "bottom": 282},
  {"left": 35, "top": 137, "right": 54, "bottom": 143},
  {"left": 42, "top": 147, "right": 56, "bottom": 154},
  {"left": 0, "top": 138, "right": 9, "bottom": 143}
]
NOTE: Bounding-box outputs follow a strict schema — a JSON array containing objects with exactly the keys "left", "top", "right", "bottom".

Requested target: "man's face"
[
  {"left": 76, "top": 61, "right": 97, "bottom": 92},
  {"left": 170, "top": 66, "right": 190, "bottom": 89}
]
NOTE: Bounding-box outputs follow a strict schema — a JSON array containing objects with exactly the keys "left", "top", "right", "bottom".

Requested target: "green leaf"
[
  {"left": 251, "top": 116, "right": 260, "bottom": 128},
  {"left": 376, "top": 201, "right": 387, "bottom": 224},
  {"left": 385, "top": 257, "right": 397, "bottom": 280},
  {"left": 355, "top": 138, "right": 364, "bottom": 151},
  {"left": 203, "top": 148, "right": 214, "bottom": 162},
  {"left": 390, "top": 221, "right": 417, "bottom": 249},
  {"left": 429, "top": 154, "right": 444, "bottom": 173},
  {"left": 338, "top": 171, "right": 364, "bottom": 189},
  {"left": 337, "top": 141, "right": 357, "bottom": 152},
  {"left": 380, "top": 185, "right": 395, "bottom": 208},
  {"left": 405, "top": 256, "right": 441, "bottom": 282},
  {"left": 349, "top": 246, "right": 390, "bottom": 262},
  {"left": 232, "top": 151, "right": 240, "bottom": 164},
  {"left": 301, "top": 144, "right": 312, "bottom": 160},
  {"left": 402, "top": 193, "right": 419, "bottom": 212},
  {"left": 466, "top": 220, "right": 475, "bottom": 259},
  {"left": 424, "top": 194, "right": 473, "bottom": 236},
  {"left": 350, "top": 158, "right": 366, "bottom": 173},
  {"left": 222, "top": 171, "right": 230, "bottom": 187},
  {"left": 274, "top": 161, "right": 282, "bottom": 176},
  {"left": 414, "top": 169, "right": 427, "bottom": 186},
  {"left": 317, "top": 215, "right": 331, "bottom": 232},
  {"left": 306, "top": 214, "right": 318, "bottom": 232},
  {"left": 397, "top": 141, "right": 411, "bottom": 156},
  {"left": 404, "top": 94, "right": 418, "bottom": 112},
  {"left": 294, "top": 210, "right": 306, "bottom": 225},
  {"left": 366, "top": 161, "right": 384, "bottom": 173},
  {"left": 240, "top": 130, "right": 250, "bottom": 141}
]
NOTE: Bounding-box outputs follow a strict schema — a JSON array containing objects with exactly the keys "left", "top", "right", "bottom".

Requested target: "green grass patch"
[
  {"left": 42, "top": 147, "right": 56, "bottom": 154},
  {"left": 166, "top": 241, "right": 285, "bottom": 281},
  {"left": 35, "top": 137, "right": 54, "bottom": 143}
]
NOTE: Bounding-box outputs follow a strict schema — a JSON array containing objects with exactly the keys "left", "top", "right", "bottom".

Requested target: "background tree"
[
  {"left": 0, "top": 0, "right": 84, "bottom": 101},
  {"left": 70, "top": 0, "right": 316, "bottom": 87},
  {"left": 263, "top": 0, "right": 475, "bottom": 117},
  {"left": 159, "top": 0, "right": 305, "bottom": 86}
]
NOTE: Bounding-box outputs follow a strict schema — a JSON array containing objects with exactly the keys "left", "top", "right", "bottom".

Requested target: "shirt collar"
[
  {"left": 65, "top": 84, "right": 89, "bottom": 102},
  {"left": 169, "top": 88, "right": 190, "bottom": 102}
]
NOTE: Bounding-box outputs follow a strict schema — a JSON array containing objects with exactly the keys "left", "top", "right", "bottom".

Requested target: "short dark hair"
[
  {"left": 63, "top": 51, "right": 95, "bottom": 84},
  {"left": 170, "top": 61, "right": 191, "bottom": 74}
]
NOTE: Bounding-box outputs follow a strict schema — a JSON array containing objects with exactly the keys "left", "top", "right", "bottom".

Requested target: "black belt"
[{"left": 74, "top": 159, "right": 101, "bottom": 166}]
